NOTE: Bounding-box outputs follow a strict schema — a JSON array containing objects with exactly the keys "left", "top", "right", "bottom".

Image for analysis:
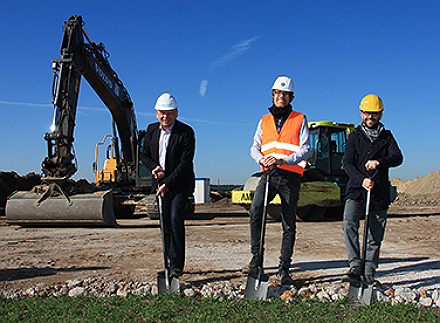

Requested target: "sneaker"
[
  {"left": 278, "top": 267, "right": 295, "bottom": 285},
  {"left": 242, "top": 255, "right": 261, "bottom": 276},
  {"left": 364, "top": 275, "right": 380, "bottom": 287},
  {"left": 342, "top": 266, "right": 361, "bottom": 283}
]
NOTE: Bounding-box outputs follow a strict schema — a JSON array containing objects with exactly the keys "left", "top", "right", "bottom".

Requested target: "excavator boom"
[{"left": 43, "top": 15, "right": 137, "bottom": 179}]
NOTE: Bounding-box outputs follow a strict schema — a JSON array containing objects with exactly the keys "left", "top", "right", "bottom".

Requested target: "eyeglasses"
[
  {"left": 362, "top": 111, "right": 380, "bottom": 116},
  {"left": 273, "top": 90, "right": 292, "bottom": 97}
]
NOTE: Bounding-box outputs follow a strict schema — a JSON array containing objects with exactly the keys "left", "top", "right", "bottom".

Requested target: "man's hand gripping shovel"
[
  {"left": 157, "top": 194, "right": 179, "bottom": 295},
  {"left": 345, "top": 170, "right": 378, "bottom": 306},
  {"left": 244, "top": 170, "right": 273, "bottom": 300}
]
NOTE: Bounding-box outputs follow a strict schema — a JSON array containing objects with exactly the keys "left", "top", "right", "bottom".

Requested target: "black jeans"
[
  {"left": 249, "top": 172, "right": 301, "bottom": 268},
  {"left": 160, "top": 191, "right": 187, "bottom": 271}
]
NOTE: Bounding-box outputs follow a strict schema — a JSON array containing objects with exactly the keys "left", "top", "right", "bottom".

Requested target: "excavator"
[
  {"left": 232, "top": 121, "right": 355, "bottom": 221},
  {"left": 6, "top": 15, "right": 155, "bottom": 226}
]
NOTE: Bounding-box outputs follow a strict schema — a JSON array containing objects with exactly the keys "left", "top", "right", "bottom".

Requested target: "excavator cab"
[
  {"left": 135, "top": 130, "right": 153, "bottom": 187},
  {"left": 93, "top": 132, "right": 152, "bottom": 187}
]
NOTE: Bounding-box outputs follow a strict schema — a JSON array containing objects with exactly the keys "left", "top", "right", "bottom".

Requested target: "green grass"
[{"left": 0, "top": 294, "right": 439, "bottom": 323}]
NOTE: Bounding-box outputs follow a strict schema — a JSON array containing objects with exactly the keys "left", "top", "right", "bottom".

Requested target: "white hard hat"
[
  {"left": 272, "top": 76, "right": 294, "bottom": 93},
  {"left": 154, "top": 93, "right": 178, "bottom": 110}
]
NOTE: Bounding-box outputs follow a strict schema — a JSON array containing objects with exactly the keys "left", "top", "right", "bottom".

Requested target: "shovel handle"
[
  {"left": 360, "top": 169, "right": 378, "bottom": 269},
  {"left": 158, "top": 195, "right": 171, "bottom": 288},
  {"left": 258, "top": 171, "right": 271, "bottom": 267},
  {"left": 361, "top": 189, "right": 371, "bottom": 275}
]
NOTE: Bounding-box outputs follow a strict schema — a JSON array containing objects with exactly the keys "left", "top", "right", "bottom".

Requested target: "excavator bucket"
[{"left": 6, "top": 189, "right": 117, "bottom": 227}]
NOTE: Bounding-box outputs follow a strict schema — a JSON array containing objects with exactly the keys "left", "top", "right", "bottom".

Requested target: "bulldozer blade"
[
  {"left": 345, "top": 281, "right": 373, "bottom": 306},
  {"left": 243, "top": 271, "right": 269, "bottom": 300},
  {"left": 157, "top": 271, "right": 179, "bottom": 295},
  {"left": 6, "top": 190, "right": 117, "bottom": 227}
]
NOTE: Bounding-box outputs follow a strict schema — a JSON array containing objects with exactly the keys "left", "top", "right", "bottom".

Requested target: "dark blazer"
[
  {"left": 343, "top": 124, "right": 403, "bottom": 211},
  {"left": 140, "top": 120, "right": 195, "bottom": 195}
]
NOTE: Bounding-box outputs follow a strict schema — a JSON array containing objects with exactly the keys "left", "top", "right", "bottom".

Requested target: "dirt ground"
[{"left": 1, "top": 200, "right": 439, "bottom": 293}]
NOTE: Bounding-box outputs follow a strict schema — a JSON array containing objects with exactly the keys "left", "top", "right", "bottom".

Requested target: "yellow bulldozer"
[{"left": 232, "top": 121, "right": 355, "bottom": 221}]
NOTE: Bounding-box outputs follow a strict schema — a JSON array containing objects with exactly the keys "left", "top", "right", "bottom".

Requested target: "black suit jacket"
[{"left": 140, "top": 119, "right": 195, "bottom": 195}]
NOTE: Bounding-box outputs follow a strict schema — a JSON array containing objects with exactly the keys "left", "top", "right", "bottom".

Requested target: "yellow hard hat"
[{"left": 359, "top": 94, "right": 384, "bottom": 112}]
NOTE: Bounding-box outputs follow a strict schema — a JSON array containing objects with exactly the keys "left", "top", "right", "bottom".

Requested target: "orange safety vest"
[{"left": 261, "top": 110, "right": 306, "bottom": 175}]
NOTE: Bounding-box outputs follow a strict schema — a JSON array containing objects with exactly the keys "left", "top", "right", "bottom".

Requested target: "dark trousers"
[
  {"left": 249, "top": 172, "right": 301, "bottom": 268},
  {"left": 160, "top": 191, "right": 187, "bottom": 271},
  {"left": 343, "top": 198, "right": 388, "bottom": 275}
]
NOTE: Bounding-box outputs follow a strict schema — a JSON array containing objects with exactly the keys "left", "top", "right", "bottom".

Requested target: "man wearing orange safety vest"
[{"left": 243, "top": 76, "right": 310, "bottom": 285}]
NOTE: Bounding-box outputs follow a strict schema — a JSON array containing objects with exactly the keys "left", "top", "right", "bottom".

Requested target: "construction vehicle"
[
  {"left": 232, "top": 121, "right": 355, "bottom": 221},
  {"left": 6, "top": 15, "right": 159, "bottom": 226}
]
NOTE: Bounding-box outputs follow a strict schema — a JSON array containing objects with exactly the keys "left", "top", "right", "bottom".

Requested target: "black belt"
[{"left": 273, "top": 170, "right": 301, "bottom": 180}]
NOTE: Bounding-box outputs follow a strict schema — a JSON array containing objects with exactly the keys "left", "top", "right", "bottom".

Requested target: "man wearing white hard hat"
[
  {"left": 140, "top": 93, "right": 195, "bottom": 277},
  {"left": 243, "top": 76, "right": 310, "bottom": 285}
]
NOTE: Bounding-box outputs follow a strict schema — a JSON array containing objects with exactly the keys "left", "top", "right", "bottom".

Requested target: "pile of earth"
[
  {"left": 391, "top": 170, "right": 440, "bottom": 207},
  {"left": 0, "top": 171, "right": 41, "bottom": 215}
]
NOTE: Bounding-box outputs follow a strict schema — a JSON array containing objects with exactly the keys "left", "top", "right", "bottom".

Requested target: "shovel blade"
[
  {"left": 345, "top": 282, "right": 373, "bottom": 306},
  {"left": 243, "top": 274, "right": 269, "bottom": 300},
  {"left": 361, "top": 285, "right": 373, "bottom": 305},
  {"left": 157, "top": 272, "right": 179, "bottom": 295}
]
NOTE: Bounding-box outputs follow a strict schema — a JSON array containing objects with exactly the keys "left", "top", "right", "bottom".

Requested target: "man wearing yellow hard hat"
[{"left": 342, "top": 94, "right": 403, "bottom": 286}]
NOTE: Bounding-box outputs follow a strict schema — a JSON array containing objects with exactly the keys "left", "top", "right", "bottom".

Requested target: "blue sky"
[{"left": 1, "top": 0, "right": 439, "bottom": 185}]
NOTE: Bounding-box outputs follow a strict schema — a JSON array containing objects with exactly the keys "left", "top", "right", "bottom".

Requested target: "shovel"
[
  {"left": 157, "top": 195, "right": 179, "bottom": 295},
  {"left": 345, "top": 189, "right": 373, "bottom": 306},
  {"left": 244, "top": 171, "right": 271, "bottom": 300}
]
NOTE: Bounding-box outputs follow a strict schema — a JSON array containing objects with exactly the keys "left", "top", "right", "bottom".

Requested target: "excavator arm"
[{"left": 42, "top": 15, "right": 137, "bottom": 182}]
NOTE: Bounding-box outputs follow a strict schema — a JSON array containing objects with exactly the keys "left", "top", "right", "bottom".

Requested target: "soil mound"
[
  {"left": 392, "top": 170, "right": 440, "bottom": 195},
  {"left": 0, "top": 171, "right": 41, "bottom": 215},
  {"left": 390, "top": 178, "right": 415, "bottom": 193},
  {"left": 391, "top": 170, "right": 440, "bottom": 207}
]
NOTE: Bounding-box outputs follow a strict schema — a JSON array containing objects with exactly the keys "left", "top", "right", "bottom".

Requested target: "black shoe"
[
  {"left": 342, "top": 266, "right": 361, "bottom": 283},
  {"left": 364, "top": 275, "right": 380, "bottom": 287},
  {"left": 242, "top": 255, "right": 261, "bottom": 276},
  {"left": 278, "top": 267, "right": 295, "bottom": 285},
  {"left": 170, "top": 268, "right": 183, "bottom": 277}
]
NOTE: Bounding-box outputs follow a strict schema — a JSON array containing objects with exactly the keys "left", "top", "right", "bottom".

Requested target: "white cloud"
[
  {"left": 0, "top": 100, "right": 52, "bottom": 108},
  {"left": 209, "top": 36, "right": 259, "bottom": 70},
  {"left": 199, "top": 79, "right": 208, "bottom": 97}
]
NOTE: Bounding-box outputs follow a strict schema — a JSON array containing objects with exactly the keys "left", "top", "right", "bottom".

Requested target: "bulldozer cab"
[{"left": 307, "top": 121, "right": 354, "bottom": 198}]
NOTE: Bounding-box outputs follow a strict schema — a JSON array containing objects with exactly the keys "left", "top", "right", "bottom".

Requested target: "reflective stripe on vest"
[{"left": 261, "top": 111, "right": 306, "bottom": 175}]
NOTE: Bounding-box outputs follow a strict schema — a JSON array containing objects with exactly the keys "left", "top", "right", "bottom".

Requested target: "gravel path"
[{"left": 1, "top": 203, "right": 439, "bottom": 307}]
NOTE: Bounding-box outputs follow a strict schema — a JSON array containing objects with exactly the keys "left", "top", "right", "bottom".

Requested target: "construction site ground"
[{"left": 1, "top": 200, "right": 439, "bottom": 293}]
